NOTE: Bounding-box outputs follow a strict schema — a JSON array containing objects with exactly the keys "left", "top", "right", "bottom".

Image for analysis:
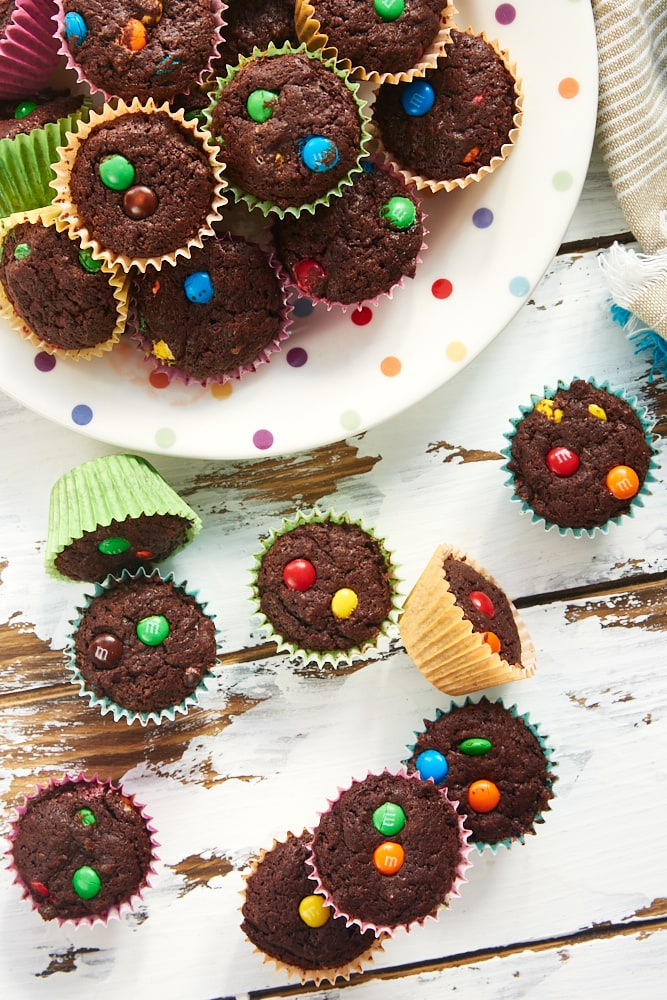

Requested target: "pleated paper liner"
[
  {"left": 241, "top": 829, "right": 386, "bottom": 986},
  {"left": 44, "top": 452, "right": 202, "bottom": 582},
  {"left": 202, "top": 41, "right": 372, "bottom": 219},
  {"left": 50, "top": 97, "right": 228, "bottom": 273},
  {"left": 0, "top": 0, "right": 61, "bottom": 98},
  {"left": 372, "top": 27, "right": 524, "bottom": 194},
  {"left": 0, "top": 206, "right": 130, "bottom": 360},
  {"left": 294, "top": 0, "right": 454, "bottom": 85},
  {"left": 6, "top": 772, "right": 159, "bottom": 926},
  {"left": 399, "top": 543, "right": 536, "bottom": 696}
]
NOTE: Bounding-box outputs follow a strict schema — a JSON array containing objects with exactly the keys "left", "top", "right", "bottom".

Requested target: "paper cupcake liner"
[
  {"left": 373, "top": 27, "right": 524, "bottom": 194},
  {"left": 6, "top": 771, "right": 159, "bottom": 926},
  {"left": 44, "top": 452, "right": 202, "bottom": 581},
  {"left": 53, "top": 0, "right": 226, "bottom": 103},
  {"left": 241, "top": 830, "right": 386, "bottom": 986},
  {"left": 203, "top": 41, "right": 372, "bottom": 220},
  {"left": 65, "top": 567, "right": 221, "bottom": 727},
  {"left": 0, "top": 101, "right": 92, "bottom": 216},
  {"left": 399, "top": 544, "right": 536, "bottom": 696},
  {"left": 295, "top": 0, "right": 454, "bottom": 85},
  {"left": 276, "top": 157, "right": 429, "bottom": 312},
  {"left": 249, "top": 508, "right": 403, "bottom": 669},
  {"left": 50, "top": 97, "right": 228, "bottom": 273},
  {"left": 0, "top": 207, "right": 130, "bottom": 360},
  {"left": 305, "top": 768, "right": 473, "bottom": 936},
  {"left": 131, "top": 242, "right": 295, "bottom": 387},
  {"left": 404, "top": 695, "right": 557, "bottom": 853},
  {"left": 0, "top": 0, "right": 61, "bottom": 98},
  {"left": 501, "top": 376, "right": 660, "bottom": 538}
]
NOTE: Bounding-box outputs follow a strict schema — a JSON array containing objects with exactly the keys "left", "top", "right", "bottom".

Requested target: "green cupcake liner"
[
  {"left": 0, "top": 104, "right": 92, "bottom": 216},
  {"left": 404, "top": 695, "right": 557, "bottom": 853},
  {"left": 249, "top": 507, "right": 403, "bottom": 668},
  {"left": 203, "top": 41, "right": 372, "bottom": 219},
  {"left": 65, "top": 567, "right": 220, "bottom": 727},
  {"left": 45, "top": 453, "right": 202, "bottom": 581},
  {"left": 501, "top": 376, "right": 660, "bottom": 538}
]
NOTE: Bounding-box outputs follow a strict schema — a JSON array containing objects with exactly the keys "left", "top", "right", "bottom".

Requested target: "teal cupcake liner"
[
  {"left": 65, "top": 567, "right": 221, "bottom": 727},
  {"left": 249, "top": 508, "right": 402, "bottom": 668},
  {"left": 404, "top": 695, "right": 557, "bottom": 853},
  {"left": 203, "top": 41, "right": 372, "bottom": 219},
  {"left": 501, "top": 376, "right": 660, "bottom": 538}
]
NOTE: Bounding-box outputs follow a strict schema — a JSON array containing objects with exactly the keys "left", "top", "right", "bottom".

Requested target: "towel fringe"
[{"left": 599, "top": 240, "right": 667, "bottom": 309}]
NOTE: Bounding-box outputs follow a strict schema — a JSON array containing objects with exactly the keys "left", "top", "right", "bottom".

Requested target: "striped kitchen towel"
[{"left": 593, "top": 0, "right": 667, "bottom": 375}]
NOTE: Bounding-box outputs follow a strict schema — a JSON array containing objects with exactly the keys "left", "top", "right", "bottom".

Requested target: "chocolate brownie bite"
[
  {"left": 212, "top": 0, "right": 298, "bottom": 74},
  {"left": 68, "top": 570, "right": 219, "bottom": 724},
  {"left": 56, "top": 0, "right": 223, "bottom": 102},
  {"left": 295, "top": 0, "right": 451, "bottom": 82},
  {"left": 373, "top": 27, "right": 522, "bottom": 191},
  {"left": 399, "top": 545, "right": 536, "bottom": 696},
  {"left": 0, "top": 90, "right": 84, "bottom": 140},
  {"left": 45, "top": 453, "right": 202, "bottom": 584},
  {"left": 132, "top": 231, "right": 290, "bottom": 384},
  {"left": 307, "top": 771, "right": 471, "bottom": 934},
  {"left": 51, "top": 99, "right": 227, "bottom": 272},
  {"left": 242, "top": 830, "right": 383, "bottom": 985},
  {"left": 504, "top": 378, "right": 657, "bottom": 535},
  {"left": 0, "top": 213, "right": 128, "bottom": 358},
  {"left": 272, "top": 159, "right": 425, "bottom": 307},
  {"left": 251, "top": 511, "right": 400, "bottom": 666},
  {"left": 8, "top": 775, "right": 157, "bottom": 923},
  {"left": 205, "top": 43, "right": 370, "bottom": 215},
  {"left": 406, "top": 697, "right": 556, "bottom": 849}
]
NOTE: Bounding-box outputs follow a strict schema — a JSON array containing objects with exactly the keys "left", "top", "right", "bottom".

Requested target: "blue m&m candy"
[
  {"left": 401, "top": 79, "right": 435, "bottom": 117},
  {"left": 64, "top": 11, "right": 88, "bottom": 46},
  {"left": 183, "top": 271, "right": 215, "bottom": 304},
  {"left": 299, "top": 136, "right": 339, "bottom": 173},
  {"left": 415, "top": 749, "right": 448, "bottom": 784}
]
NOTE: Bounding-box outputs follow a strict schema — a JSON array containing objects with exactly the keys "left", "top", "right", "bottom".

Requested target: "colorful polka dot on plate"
[
  {"left": 253, "top": 428, "right": 274, "bottom": 450},
  {"left": 71, "top": 404, "right": 92, "bottom": 426},
  {"left": 34, "top": 352, "right": 56, "bottom": 373},
  {"left": 495, "top": 4, "right": 516, "bottom": 25}
]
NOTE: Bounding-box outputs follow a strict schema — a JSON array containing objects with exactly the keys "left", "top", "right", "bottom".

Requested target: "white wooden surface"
[{"left": 1, "top": 140, "right": 666, "bottom": 999}]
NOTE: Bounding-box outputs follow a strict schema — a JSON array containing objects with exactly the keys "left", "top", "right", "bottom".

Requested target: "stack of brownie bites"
[{"left": 1, "top": 0, "right": 659, "bottom": 989}]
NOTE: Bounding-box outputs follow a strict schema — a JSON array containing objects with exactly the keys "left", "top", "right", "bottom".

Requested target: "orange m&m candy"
[
  {"left": 483, "top": 631, "right": 501, "bottom": 654},
  {"left": 606, "top": 465, "right": 640, "bottom": 500},
  {"left": 372, "top": 841, "right": 405, "bottom": 876},
  {"left": 120, "top": 18, "right": 147, "bottom": 51},
  {"left": 468, "top": 779, "right": 501, "bottom": 813}
]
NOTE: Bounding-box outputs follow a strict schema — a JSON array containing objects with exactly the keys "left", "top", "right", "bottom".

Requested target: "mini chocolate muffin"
[
  {"left": 52, "top": 100, "right": 226, "bottom": 271},
  {"left": 296, "top": 0, "right": 449, "bottom": 79},
  {"left": 57, "top": 0, "right": 223, "bottom": 102},
  {"left": 9, "top": 775, "right": 156, "bottom": 923},
  {"left": 132, "top": 232, "right": 289, "bottom": 383},
  {"left": 272, "top": 159, "right": 424, "bottom": 306},
  {"left": 308, "top": 771, "right": 470, "bottom": 934},
  {"left": 399, "top": 545, "right": 536, "bottom": 696},
  {"left": 504, "top": 379, "right": 656, "bottom": 534},
  {"left": 213, "top": 0, "right": 298, "bottom": 73},
  {"left": 252, "top": 512, "right": 399, "bottom": 664},
  {"left": 242, "top": 830, "right": 382, "bottom": 984},
  {"left": 46, "top": 453, "right": 202, "bottom": 584},
  {"left": 406, "top": 697, "right": 556, "bottom": 849},
  {"left": 206, "top": 44, "right": 369, "bottom": 214},
  {"left": 0, "top": 217, "right": 127, "bottom": 355},
  {"left": 0, "top": 90, "right": 83, "bottom": 139},
  {"left": 373, "top": 28, "right": 520, "bottom": 188},
  {"left": 68, "top": 571, "right": 218, "bottom": 721}
]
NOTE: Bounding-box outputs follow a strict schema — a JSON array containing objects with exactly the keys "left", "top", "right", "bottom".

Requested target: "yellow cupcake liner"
[
  {"left": 50, "top": 97, "right": 227, "bottom": 273},
  {"left": 374, "top": 27, "right": 524, "bottom": 194},
  {"left": 399, "top": 544, "right": 536, "bottom": 695},
  {"left": 295, "top": 0, "right": 455, "bottom": 85},
  {"left": 0, "top": 206, "right": 130, "bottom": 360}
]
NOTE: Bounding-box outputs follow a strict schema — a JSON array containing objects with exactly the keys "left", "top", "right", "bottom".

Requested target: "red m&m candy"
[
  {"left": 282, "top": 558, "right": 316, "bottom": 591},
  {"left": 546, "top": 446, "right": 580, "bottom": 477},
  {"left": 470, "top": 590, "right": 495, "bottom": 617}
]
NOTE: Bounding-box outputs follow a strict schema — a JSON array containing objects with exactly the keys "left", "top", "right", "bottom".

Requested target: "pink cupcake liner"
[
  {"left": 6, "top": 772, "right": 159, "bottom": 926},
  {"left": 305, "top": 768, "right": 473, "bottom": 937},
  {"left": 0, "top": 0, "right": 61, "bottom": 99},
  {"left": 53, "top": 0, "right": 226, "bottom": 103}
]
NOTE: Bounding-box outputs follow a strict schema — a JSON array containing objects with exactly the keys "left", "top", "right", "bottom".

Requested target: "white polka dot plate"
[{"left": 0, "top": 0, "right": 598, "bottom": 459}]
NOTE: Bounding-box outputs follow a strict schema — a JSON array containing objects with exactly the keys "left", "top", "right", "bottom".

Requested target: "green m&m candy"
[
  {"left": 99, "top": 154, "right": 136, "bottom": 191},
  {"left": 381, "top": 195, "right": 416, "bottom": 230},
  {"left": 246, "top": 89, "right": 279, "bottom": 123},
  {"left": 372, "top": 801, "right": 406, "bottom": 836},
  {"left": 72, "top": 865, "right": 101, "bottom": 900},
  {"left": 136, "top": 614, "right": 170, "bottom": 646}
]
